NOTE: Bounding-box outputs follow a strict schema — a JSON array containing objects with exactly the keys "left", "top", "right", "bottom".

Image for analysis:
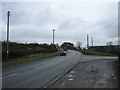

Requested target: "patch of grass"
[
  {"left": 3, "top": 51, "right": 60, "bottom": 67},
  {"left": 79, "top": 50, "right": 117, "bottom": 56}
]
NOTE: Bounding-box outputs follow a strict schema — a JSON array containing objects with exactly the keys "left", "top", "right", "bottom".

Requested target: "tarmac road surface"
[{"left": 2, "top": 50, "right": 81, "bottom": 88}]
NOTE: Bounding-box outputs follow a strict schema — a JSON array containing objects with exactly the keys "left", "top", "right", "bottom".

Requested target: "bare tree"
[
  {"left": 76, "top": 41, "right": 82, "bottom": 49},
  {"left": 106, "top": 41, "right": 113, "bottom": 46}
]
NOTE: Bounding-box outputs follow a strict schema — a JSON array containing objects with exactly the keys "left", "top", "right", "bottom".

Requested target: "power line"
[{"left": 91, "top": 37, "right": 93, "bottom": 46}]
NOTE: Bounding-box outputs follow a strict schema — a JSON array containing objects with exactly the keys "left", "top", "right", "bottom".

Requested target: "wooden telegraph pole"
[{"left": 6, "top": 11, "right": 10, "bottom": 61}]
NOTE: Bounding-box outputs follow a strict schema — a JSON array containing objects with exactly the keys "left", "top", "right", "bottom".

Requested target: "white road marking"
[{"left": 0, "top": 73, "right": 18, "bottom": 80}]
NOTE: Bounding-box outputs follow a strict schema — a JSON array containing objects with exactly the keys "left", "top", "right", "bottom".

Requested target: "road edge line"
[{"left": 43, "top": 60, "right": 80, "bottom": 88}]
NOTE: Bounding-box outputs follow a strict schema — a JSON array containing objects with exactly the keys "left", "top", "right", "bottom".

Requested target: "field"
[{"left": 79, "top": 49, "right": 117, "bottom": 56}]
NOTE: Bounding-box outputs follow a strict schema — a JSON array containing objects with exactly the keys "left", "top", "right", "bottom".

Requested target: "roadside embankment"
[
  {"left": 3, "top": 51, "right": 60, "bottom": 67},
  {"left": 78, "top": 49, "right": 117, "bottom": 56}
]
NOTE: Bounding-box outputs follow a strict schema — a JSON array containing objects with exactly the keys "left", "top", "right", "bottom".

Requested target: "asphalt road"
[{"left": 2, "top": 50, "right": 81, "bottom": 88}]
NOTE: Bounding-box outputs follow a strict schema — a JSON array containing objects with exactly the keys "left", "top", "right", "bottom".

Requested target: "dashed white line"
[{"left": 0, "top": 73, "right": 18, "bottom": 80}]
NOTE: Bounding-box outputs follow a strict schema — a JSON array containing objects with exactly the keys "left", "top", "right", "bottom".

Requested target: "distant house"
[{"left": 61, "top": 42, "right": 74, "bottom": 50}]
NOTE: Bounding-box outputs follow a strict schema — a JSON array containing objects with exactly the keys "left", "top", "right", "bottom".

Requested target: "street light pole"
[
  {"left": 91, "top": 37, "right": 93, "bottom": 46},
  {"left": 53, "top": 29, "right": 55, "bottom": 45},
  {"left": 6, "top": 11, "right": 10, "bottom": 61}
]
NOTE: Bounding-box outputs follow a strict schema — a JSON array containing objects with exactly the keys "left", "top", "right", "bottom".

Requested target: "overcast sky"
[{"left": 1, "top": 1, "right": 118, "bottom": 47}]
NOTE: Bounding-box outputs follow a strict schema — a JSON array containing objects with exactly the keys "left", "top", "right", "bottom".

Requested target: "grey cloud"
[
  {"left": 10, "top": 26, "right": 52, "bottom": 41},
  {"left": 1, "top": 2, "right": 118, "bottom": 47}
]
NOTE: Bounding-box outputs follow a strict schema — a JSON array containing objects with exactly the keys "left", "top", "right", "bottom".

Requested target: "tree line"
[{"left": 2, "top": 41, "right": 57, "bottom": 61}]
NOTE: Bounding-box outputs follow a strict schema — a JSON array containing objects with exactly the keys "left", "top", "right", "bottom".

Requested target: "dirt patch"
[{"left": 50, "top": 55, "right": 118, "bottom": 88}]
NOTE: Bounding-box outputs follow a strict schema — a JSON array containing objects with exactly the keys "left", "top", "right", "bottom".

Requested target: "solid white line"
[{"left": 0, "top": 73, "right": 18, "bottom": 80}]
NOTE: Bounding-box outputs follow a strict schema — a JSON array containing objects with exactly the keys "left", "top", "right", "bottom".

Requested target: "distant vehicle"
[
  {"left": 59, "top": 49, "right": 67, "bottom": 56},
  {"left": 63, "top": 46, "right": 68, "bottom": 51}
]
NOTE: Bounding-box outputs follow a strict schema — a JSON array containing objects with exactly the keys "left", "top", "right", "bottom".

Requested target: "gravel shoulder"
[{"left": 50, "top": 55, "right": 118, "bottom": 88}]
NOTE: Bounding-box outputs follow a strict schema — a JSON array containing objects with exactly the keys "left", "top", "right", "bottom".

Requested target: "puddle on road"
[
  {"left": 67, "top": 74, "right": 74, "bottom": 81},
  {"left": 68, "top": 78, "right": 73, "bottom": 81},
  {"left": 68, "top": 75, "right": 72, "bottom": 78},
  {"left": 70, "top": 71, "right": 75, "bottom": 74}
]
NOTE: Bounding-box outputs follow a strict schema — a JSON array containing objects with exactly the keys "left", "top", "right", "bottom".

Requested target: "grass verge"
[
  {"left": 78, "top": 50, "right": 117, "bottom": 56},
  {"left": 3, "top": 51, "right": 60, "bottom": 67}
]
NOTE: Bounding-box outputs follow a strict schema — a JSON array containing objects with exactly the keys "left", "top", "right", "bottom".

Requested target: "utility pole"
[
  {"left": 87, "top": 34, "right": 89, "bottom": 49},
  {"left": 52, "top": 29, "right": 55, "bottom": 45},
  {"left": 6, "top": 11, "right": 10, "bottom": 61},
  {"left": 91, "top": 37, "right": 93, "bottom": 46}
]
